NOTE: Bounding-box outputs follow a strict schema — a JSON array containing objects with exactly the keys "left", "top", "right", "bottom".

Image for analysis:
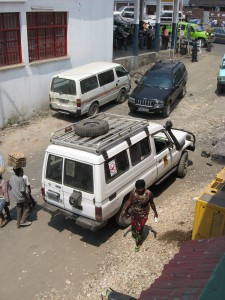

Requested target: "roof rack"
[{"left": 50, "top": 113, "right": 149, "bottom": 155}]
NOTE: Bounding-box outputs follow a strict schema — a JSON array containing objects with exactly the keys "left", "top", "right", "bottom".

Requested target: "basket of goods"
[{"left": 8, "top": 152, "right": 26, "bottom": 169}]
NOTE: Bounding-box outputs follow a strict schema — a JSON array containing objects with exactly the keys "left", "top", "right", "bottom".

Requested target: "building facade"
[
  {"left": 189, "top": 0, "right": 225, "bottom": 10},
  {"left": 0, "top": 0, "right": 114, "bottom": 128}
]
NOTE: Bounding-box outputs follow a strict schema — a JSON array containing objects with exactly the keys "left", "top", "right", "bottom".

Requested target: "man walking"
[
  {"left": 192, "top": 39, "right": 198, "bottom": 62},
  {"left": 9, "top": 168, "right": 32, "bottom": 228}
]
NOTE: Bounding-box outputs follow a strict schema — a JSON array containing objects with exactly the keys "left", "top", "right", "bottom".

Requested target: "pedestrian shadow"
[
  {"left": 123, "top": 224, "right": 157, "bottom": 242},
  {"left": 30, "top": 204, "right": 43, "bottom": 221},
  {"left": 6, "top": 203, "right": 42, "bottom": 223}
]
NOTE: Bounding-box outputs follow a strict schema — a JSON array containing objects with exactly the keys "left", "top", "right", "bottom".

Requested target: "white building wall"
[{"left": 0, "top": 0, "right": 114, "bottom": 127}]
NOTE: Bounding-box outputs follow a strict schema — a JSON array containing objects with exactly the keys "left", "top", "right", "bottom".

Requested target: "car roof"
[
  {"left": 151, "top": 60, "right": 182, "bottom": 72},
  {"left": 52, "top": 62, "right": 122, "bottom": 80}
]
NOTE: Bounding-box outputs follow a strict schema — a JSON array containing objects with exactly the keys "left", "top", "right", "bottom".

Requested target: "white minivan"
[
  {"left": 160, "top": 10, "right": 185, "bottom": 24},
  {"left": 49, "top": 62, "right": 131, "bottom": 117}
]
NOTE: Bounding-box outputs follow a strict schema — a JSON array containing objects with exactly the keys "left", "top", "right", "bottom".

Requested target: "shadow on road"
[{"left": 47, "top": 214, "right": 121, "bottom": 247}]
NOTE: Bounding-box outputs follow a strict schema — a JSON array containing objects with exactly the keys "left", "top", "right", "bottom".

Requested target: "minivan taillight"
[
  {"left": 76, "top": 99, "right": 81, "bottom": 107},
  {"left": 41, "top": 187, "right": 46, "bottom": 201},
  {"left": 95, "top": 207, "right": 102, "bottom": 222}
]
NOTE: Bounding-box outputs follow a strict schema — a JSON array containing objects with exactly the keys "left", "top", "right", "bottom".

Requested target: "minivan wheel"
[
  {"left": 115, "top": 201, "right": 131, "bottom": 228},
  {"left": 162, "top": 102, "right": 171, "bottom": 118},
  {"left": 117, "top": 89, "right": 127, "bottom": 104},
  {"left": 176, "top": 151, "right": 188, "bottom": 178},
  {"left": 87, "top": 102, "right": 99, "bottom": 117}
]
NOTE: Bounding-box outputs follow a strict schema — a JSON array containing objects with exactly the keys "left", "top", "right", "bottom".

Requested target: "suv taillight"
[
  {"left": 76, "top": 99, "right": 81, "bottom": 107},
  {"left": 95, "top": 207, "right": 102, "bottom": 222}
]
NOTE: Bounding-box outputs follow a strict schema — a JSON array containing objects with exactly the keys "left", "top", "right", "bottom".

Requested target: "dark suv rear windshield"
[{"left": 140, "top": 71, "right": 172, "bottom": 89}]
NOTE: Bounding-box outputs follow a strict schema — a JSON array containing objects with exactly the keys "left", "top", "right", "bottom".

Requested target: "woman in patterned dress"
[{"left": 122, "top": 179, "right": 158, "bottom": 252}]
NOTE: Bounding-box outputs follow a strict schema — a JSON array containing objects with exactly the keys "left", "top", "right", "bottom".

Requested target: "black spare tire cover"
[{"left": 75, "top": 119, "right": 109, "bottom": 137}]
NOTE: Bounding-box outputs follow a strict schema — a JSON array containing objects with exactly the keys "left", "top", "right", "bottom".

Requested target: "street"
[{"left": 0, "top": 43, "right": 225, "bottom": 300}]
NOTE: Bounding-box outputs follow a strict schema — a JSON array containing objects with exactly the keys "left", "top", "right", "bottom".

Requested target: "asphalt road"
[{"left": 0, "top": 43, "right": 224, "bottom": 300}]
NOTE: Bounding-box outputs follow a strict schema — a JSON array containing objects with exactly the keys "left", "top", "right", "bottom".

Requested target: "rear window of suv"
[{"left": 140, "top": 70, "right": 172, "bottom": 89}]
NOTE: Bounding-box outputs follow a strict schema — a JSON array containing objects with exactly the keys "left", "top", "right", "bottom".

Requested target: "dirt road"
[{"left": 0, "top": 44, "right": 225, "bottom": 300}]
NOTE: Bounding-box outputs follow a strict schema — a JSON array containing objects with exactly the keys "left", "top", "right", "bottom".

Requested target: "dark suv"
[{"left": 128, "top": 60, "right": 188, "bottom": 117}]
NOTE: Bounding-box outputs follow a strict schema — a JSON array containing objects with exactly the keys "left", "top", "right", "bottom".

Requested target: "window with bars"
[
  {"left": 0, "top": 13, "right": 22, "bottom": 67},
  {"left": 27, "top": 12, "right": 67, "bottom": 62}
]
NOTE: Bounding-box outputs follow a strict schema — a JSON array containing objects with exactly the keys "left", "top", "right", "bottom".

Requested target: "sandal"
[
  {"left": 0, "top": 219, "right": 8, "bottom": 228},
  {"left": 135, "top": 246, "right": 140, "bottom": 252}
]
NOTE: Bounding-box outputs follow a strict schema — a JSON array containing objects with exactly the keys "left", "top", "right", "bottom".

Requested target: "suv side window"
[
  {"left": 173, "top": 68, "right": 183, "bottom": 85},
  {"left": 64, "top": 159, "right": 93, "bottom": 193},
  {"left": 98, "top": 70, "right": 115, "bottom": 87},
  {"left": 80, "top": 76, "right": 98, "bottom": 94},
  {"left": 46, "top": 154, "right": 63, "bottom": 184},
  {"left": 129, "top": 137, "right": 151, "bottom": 166},
  {"left": 153, "top": 131, "right": 171, "bottom": 154},
  {"left": 104, "top": 150, "right": 129, "bottom": 183},
  {"left": 116, "top": 66, "right": 128, "bottom": 78}
]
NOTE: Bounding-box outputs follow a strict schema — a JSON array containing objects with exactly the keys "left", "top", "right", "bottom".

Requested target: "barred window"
[
  {"left": 0, "top": 13, "right": 22, "bottom": 67},
  {"left": 27, "top": 12, "right": 67, "bottom": 62}
]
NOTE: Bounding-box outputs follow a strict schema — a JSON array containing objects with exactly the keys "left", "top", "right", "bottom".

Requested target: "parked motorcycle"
[{"left": 101, "top": 287, "right": 137, "bottom": 300}]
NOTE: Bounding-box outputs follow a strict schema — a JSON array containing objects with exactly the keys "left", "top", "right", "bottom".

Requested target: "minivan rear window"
[{"left": 51, "top": 78, "right": 76, "bottom": 95}]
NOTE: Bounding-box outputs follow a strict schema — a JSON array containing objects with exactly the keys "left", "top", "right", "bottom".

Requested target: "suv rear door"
[
  {"left": 62, "top": 158, "right": 96, "bottom": 220},
  {"left": 44, "top": 153, "right": 65, "bottom": 208}
]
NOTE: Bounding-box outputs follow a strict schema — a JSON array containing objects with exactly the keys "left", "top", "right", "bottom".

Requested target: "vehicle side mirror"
[{"left": 135, "top": 80, "right": 139, "bottom": 84}]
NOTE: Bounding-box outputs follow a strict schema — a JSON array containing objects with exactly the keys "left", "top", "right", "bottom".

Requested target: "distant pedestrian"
[
  {"left": 0, "top": 173, "right": 11, "bottom": 228},
  {"left": 147, "top": 25, "right": 154, "bottom": 50},
  {"left": 139, "top": 21, "right": 146, "bottom": 49},
  {"left": 121, "top": 25, "right": 130, "bottom": 50},
  {"left": 21, "top": 169, "right": 37, "bottom": 208},
  {"left": 9, "top": 168, "right": 32, "bottom": 228},
  {"left": 192, "top": 39, "right": 198, "bottom": 62},
  {"left": 122, "top": 179, "right": 158, "bottom": 252},
  {"left": 162, "top": 25, "right": 169, "bottom": 50}
]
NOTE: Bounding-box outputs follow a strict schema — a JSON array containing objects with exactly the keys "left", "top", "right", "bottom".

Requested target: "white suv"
[
  {"left": 114, "top": 6, "right": 134, "bottom": 16},
  {"left": 41, "top": 113, "right": 195, "bottom": 231}
]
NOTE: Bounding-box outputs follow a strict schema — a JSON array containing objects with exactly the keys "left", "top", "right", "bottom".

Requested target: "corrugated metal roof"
[{"left": 139, "top": 236, "right": 225, "bottom": 300}]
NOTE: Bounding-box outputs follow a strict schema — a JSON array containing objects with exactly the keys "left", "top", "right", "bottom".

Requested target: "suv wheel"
[
  {"left": 176, "top": 151, "right": 188, "bottom": 178},
  {"left": 75, "top": 119, "right": 109, "bottom": 137},
  {"left": 162, "top": 101, "right": 171, "bottom": 118},
  {"left": 179, "top": 85, "right": 186, "bottom": 98},
  {"left": 198, "top": 38, "right": 206, "bottom": 48},
  {"left": 129, "top": 107, "right": 137, "bottom": 113},
  {"left": 217, "top": 83, "right": 222, "bottom": 94},
  {"left": 115, "top": 200, "right": 131, "bottom": 228}
]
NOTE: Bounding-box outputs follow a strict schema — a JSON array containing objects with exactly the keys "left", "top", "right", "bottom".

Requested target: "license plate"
[
  {"left": 138, "top": 107, "right": 149, "bottom": 112},
  {"left": 57, "top": 98, "right": 69, "bottom": 104}
]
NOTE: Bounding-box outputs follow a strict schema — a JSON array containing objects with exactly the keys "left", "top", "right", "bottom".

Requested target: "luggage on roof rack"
[{"left": 50, "top": 113, "right": 149, "bottom": 155}]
